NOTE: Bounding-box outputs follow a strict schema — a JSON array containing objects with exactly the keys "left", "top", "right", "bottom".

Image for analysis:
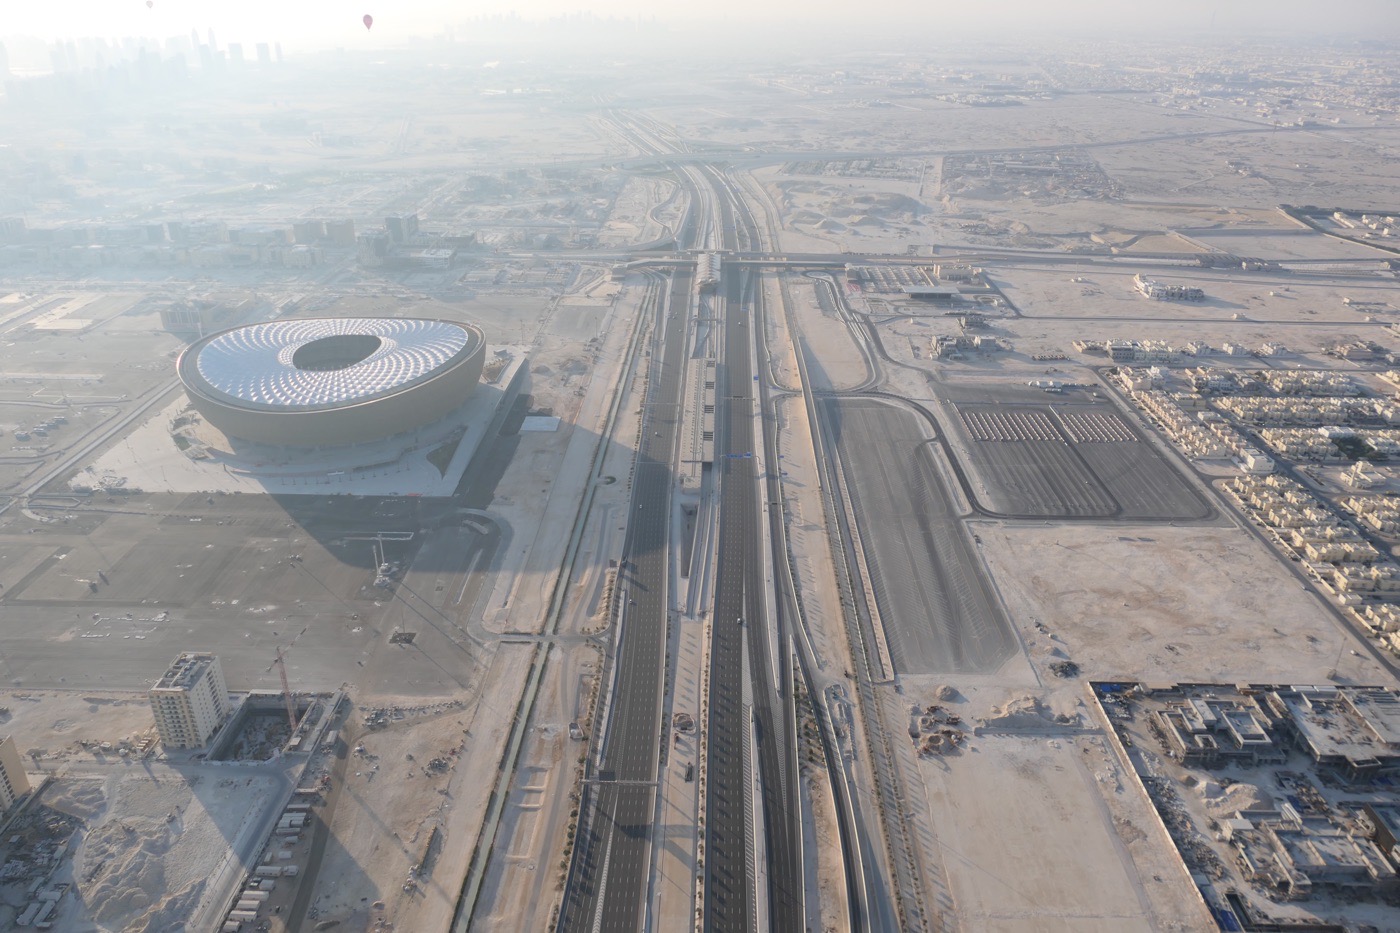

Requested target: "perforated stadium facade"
[{"left": 177, "top": 318, "right": 486, "bottom": 447}]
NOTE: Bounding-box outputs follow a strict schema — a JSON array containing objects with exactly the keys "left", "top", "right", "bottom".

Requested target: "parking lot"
[
  {"left": 0, "top": 491, "right": 495, "bottom": 696},
  {"left": 953, "top": 398, "right": 1213, "bottom": 521}
]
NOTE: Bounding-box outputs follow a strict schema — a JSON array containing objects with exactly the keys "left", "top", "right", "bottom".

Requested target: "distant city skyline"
[{"left": 1, "top": 0, "right": 1396, "bottom": 50}]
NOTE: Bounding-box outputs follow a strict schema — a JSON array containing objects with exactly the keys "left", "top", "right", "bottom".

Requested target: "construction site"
[{"left": 1093, "top": 682, "right": 1400, "bottom": 931}]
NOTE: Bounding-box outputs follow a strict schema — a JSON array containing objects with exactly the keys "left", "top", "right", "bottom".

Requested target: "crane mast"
[{"left": 274, "top": 646, "right": 297, "bottom": 731}]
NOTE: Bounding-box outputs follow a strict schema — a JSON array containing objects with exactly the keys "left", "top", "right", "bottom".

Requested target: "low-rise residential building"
[
  {"left": 1134, "top": 273, "right": 1205, "bottom": 301},
  {"left": 1217, "top": 396, "right": 1375, "bottom": 426},
  {"left": 1257, "top": 428, "right": 1345, "bottom": 461},
  {"left": 1361, "top": 603, "right": 1400, "bottom": 634},
  {"left": 1185, "top": 367, "right": 1245, "bottom": 393},
  {"left": 1329, "top": 562, "right": 1400, "bottom": 595},
  {"left": 1116, "top": 367, "right": 1164, "bottom": 392},
  {"left": 1227, "top": 475, "right": 1381, "bottom": 568},
  {"left": 1131, "top": 389, "right": 1243, "bottom": 459},
  {"left": 1108, "top": 340, "right": 1136, "bottom": 363},
  {"left": 1258, "top": 370, "right": 1359, "bottom": 397},
  {"left": 1342, "top": 494, "right": 1400, "bottom": 533}
]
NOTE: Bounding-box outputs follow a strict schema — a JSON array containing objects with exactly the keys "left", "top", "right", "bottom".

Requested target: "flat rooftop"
[
  {"left": 1346, "top": 690, "right": 1400, "bottom": 745},
  {"left": 1273, "top": 687, "right": 1399, "bottom": 763},
  {"left": 152, "top": 652, "right": 217, "bottom": 692}
]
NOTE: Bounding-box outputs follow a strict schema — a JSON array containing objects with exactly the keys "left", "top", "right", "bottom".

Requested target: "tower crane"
[
  {"left": 273, "top": 648, "right": 297, "bottom": 731},
  {"left": 266, "top": 626, "right": 307, "bottom": 732}
]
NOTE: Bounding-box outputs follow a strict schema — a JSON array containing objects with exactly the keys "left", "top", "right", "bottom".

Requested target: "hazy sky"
[{"left": 2, "top": 0, "right": 1397, "bottom": 49}]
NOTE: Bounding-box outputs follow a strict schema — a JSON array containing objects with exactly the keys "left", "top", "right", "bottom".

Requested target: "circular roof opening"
[{"left": 292, "top": 334, "right": 383, "bottom": 372}]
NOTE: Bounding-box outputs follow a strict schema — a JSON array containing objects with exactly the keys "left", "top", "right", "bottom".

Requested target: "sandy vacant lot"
[
  {"left": 975, "top": 519, "right": 1390, "bottom": 690},
  {"left": 0, "top": 690, "right": 155, "bottom": 761},
  {"left": 920, "top": 734, "right": 1176, "bottom": 933},
  {"left": 0, "top": 765, "right": 279, "bottom": 933},
  {"left": 295, "top": 650, "right": 532, "bottom": 933}
]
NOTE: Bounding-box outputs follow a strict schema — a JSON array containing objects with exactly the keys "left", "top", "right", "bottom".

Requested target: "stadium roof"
[{"left": 191, "top": 318, "right": 474, "bottom": 410}]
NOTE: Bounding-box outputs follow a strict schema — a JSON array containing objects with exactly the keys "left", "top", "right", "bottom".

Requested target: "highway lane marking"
[
  {"left": 453, "top": 544, "right": 487, "bottom": 606},
  {"left": 591, "top": 790, "right": 621, "bottom": 933}
]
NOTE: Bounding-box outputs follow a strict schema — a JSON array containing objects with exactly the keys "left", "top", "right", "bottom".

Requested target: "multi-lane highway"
[
  {"left": 700, "top": 162, "right": 804, "bottom": 933},
  {"left": 559, "top": 112, "right": 809, "bottom": 933},
  {"left": 549, "top": 106, "right": 1400, "bottom": 933},
  {"left": 556, "top": 257, "right": 693, "bottom": 932}
]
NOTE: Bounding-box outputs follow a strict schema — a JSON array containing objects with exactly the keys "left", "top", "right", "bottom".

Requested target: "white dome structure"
[{"left": 177, "top": 318, "right": 486, "bottom": 447}]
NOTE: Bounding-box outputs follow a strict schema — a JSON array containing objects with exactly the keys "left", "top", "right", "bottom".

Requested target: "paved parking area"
[
  {"left": 0, "top": 492, "right": 494, "bottom": 696},
  {"left": 825, "top": 396, "right": 1017, "bottom": 674},
  {"left": 952, "top": 400, "right": 1212, "bottom": 521}
]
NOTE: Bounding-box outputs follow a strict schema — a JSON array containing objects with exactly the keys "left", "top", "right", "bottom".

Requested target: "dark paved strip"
[
  {"left": 1076, "top": 444, "right": 1214, "bottom": 521},
  {"left": 704, "top": 163, "right": 803, "bottom": 932},
  {"left": 953, "top": 400, "right": 1213, "bottom": 521},
  {"left": 825, "top": 397, "right": 1017, "bottom": 675},
  {"left": 558, "top": 267, "right": 692, "bottom": 933}
]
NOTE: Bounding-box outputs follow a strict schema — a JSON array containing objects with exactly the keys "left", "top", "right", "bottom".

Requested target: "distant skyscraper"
[
  {"left": 0, "top": 735, "right": 31, "bottom": 813},
  {"left": 0, "top": 43, "right": 10, "bottom": 77},
  {"left": 228, "top": 42, "right": 244, "bottom": 65},
  {"left": 275, "top": 43, "right": 283, "bottom": 63},
  {"left": 256, "top": 42, "right": 271, "bottom": 65},
  {"left": 0, "top": 218, "right": 27, "bottom": 244},
  {"left": 191, "top": 27, "right": 200, "bottom": 50},
  {"left": 357, "top": 229, "right": 390, "bottom": 267},
  {"left": 385, "top": 213, "right": 419, "bottom": 243},
  {"left": 325, "top": 219, "right": 356, "bottom": 247},
  {"left": 207, "top": 28, "right": 217, "bottom": 52}
]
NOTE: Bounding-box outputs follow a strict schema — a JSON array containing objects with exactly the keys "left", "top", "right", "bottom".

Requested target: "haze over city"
[
  {"left": 3, "top": 0, "right": 1398, "bottom": 50},
  {"left": 1, "top": 4, "right": 1400, "bottom": 932}
]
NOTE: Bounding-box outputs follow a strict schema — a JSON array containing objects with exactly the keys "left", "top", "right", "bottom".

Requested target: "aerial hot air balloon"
[
  {"left": 146, "top": 0, "right": 154, "bottom": 7},
  {"left": 363, "top": 14, "right": 373, "bottom": 30}
]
